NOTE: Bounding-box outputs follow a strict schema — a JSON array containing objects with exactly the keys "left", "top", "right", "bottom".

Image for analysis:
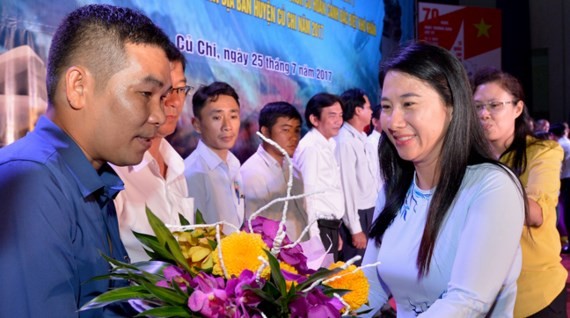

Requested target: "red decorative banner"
[{"left": 418, "top": 2, "right": 501, "bottom": 76}]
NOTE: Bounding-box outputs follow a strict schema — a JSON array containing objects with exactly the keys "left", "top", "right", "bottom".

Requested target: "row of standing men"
[{"left": 114, "top": 71, "right": 384, "bottom": 267}]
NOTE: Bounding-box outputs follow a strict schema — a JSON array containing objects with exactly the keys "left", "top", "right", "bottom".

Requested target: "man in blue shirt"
[{"left": 0, "top": 5, "right": 175, "bottom": 317}]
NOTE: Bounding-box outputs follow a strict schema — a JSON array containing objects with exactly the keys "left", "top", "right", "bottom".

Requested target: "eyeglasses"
[
  {"left": 474, "top": 100, "right": 517, "bottom": 114},
  {"left": 166, "top": 85, "right": 193, "bottom": 99}
]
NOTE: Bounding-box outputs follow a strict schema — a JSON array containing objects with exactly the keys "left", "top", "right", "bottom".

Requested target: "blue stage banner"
[{"left": 1, "top": 0, "right": 414, "bottom": 158}]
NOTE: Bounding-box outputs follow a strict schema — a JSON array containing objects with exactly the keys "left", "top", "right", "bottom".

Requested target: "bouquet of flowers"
[
  {"left": 80, "top": 133, "right": 372, "bottom": 317},
  {"left": 80, "top": 209, "right": 370, "bottom": 317}
]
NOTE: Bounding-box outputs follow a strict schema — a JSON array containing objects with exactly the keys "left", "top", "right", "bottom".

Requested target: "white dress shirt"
[
  {"left": 361, "top": 164, "right": 524, "bottom": 317},
  {"left": 184, "top": 140, "right": 244, "bottom": 234},
  {"left": 113, "top": 138, "right": 194, "bottom": 263},
  {"left": 335, "top": 123, "right": 379, "bottom": 234},
  {"left": 366, "top": 129, "right": 383, "bottom": 191},
  {"left": 240, "top": 145, "right": 308, "bottom": 241},
  {"left": 293, "top": 128, "right": 344, "bottom": 238}
]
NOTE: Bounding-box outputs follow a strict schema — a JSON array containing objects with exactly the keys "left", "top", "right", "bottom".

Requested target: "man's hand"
[{"left": 352, "top": 232, "right": 367, "bottom": 249}]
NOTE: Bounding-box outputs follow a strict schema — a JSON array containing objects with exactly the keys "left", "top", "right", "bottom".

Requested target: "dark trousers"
[
  {"left": 527, "top": 287, "right": 567, "bottom": 318},
  {"left": 339, "top": 207, "right": 374, "bottom": 266},
  {"left": 318, "top": 219, "right": 342, "bottom": 262},
  {"left": 560, "top": 178, "right": 570, "bottom": 236}
]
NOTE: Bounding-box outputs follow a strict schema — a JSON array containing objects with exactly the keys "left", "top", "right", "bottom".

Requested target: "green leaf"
[
  {"left": 79, "top": 286, "right": 151, "bottom": 310},
  {"left": 140, "top": 281, "right": 188, "bottom": 306},
  {"left": 206, "top": 238, "right": 217, "bottom": 250},
  {"left": 101, "top": 253, "right": 139, "bottom": 271},
  {"left": 172, "top": 279, "right": 193, "bottom": 296},
  {"left": 145, "top": 207, "right": 192, "bottom": 273},
  {"left": 178, "top": 213, "right": 191, "bottom": 226},
  {"left": 265, "top": 250, "right": 287, "bottom": 296},
  {"left": 194, "top": 209, "right": 206, "bottom": 225},
  {"left": 260, "top": 280, "right": 281, "bottom": 299},
  {"left": 353, "top": 308, "right": 373, "bottom": 316},
  {"left": 286, "top": 282, "right": 298, "bottom": 299},
  {"left": 85, "top": 253, "right": 150, "bottom": 284},
  {"left": 89, "top": 272, "right": 143, "bottom": 284},
  {"left": 322, "top": 287, "right": 351, "bottom": 297},
  {"left": 296, "top": 266, "right": 342, "bottom": 291},
  {"left": 242, "top": 285, "right": 276, "bottom": 303},
  {"left": 133, "top": 231, "right": 176, "bottom": 264},
  {"left": 136, "top": 306, "right": 192, "bottom": 317},
  {"left": 130, "top": 260, "right": 172, "bottom": 275}
]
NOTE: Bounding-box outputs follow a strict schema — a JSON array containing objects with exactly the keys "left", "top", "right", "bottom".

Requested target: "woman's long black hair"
[{"left": 369, "top": 42, "right": 520, "bottom": 278}]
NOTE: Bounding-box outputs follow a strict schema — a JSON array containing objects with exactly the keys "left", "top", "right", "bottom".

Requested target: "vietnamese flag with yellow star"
[{"left": 418, "top": 2, "right": 501, "bottom": 73}]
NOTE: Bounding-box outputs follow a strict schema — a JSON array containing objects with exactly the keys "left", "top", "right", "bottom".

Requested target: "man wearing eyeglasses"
[{"left": 112, "top": 48, "right": 195, "bottom": 263}]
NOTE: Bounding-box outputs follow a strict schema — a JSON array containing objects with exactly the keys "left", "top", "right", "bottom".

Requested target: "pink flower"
[
  {"left": 188, "top": 273, "right": 229, "bottom": 317},
  {"left": 155, "top": 265, "right": 192, "bottom": 291}
]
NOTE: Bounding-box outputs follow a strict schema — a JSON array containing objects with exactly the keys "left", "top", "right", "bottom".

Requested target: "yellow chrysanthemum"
[
  {"left": 212, "top": 232, "right": 270, "bottom": 279},
  {"left": 325, "top": 261, "right": 369, "bottom": 310}
]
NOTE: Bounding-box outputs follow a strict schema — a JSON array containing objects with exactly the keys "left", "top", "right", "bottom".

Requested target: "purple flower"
[
  {"left": 155, "top": 265, "right": 192, "bottom": 291},
  {"left": 225, "top": 270, "right": 263, "bottom": 316},
  {"left": 188, "top": 271, "right": 263, "bottom": 318},
  {"left": 281, "top": 267, "right": 307, "bottom": 285},
  {"left": 246, "top": 217, "right": 312, "bottom": 275},
  {"left": 188, "top": 273, "right": 229, "bottom": 317},
  {"left": 289, "top": 288, "right": 343, "bottom": 318}
]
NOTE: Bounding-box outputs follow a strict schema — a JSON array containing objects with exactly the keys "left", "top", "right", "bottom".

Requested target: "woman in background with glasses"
[{"left": 473, "top": 68, "right": 567, "bottom": 318}]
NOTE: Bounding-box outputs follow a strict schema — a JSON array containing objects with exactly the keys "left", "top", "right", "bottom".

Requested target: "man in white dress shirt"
[
  {"left": 113, "top": 47, "right": 195, "bottom": 263},
  {"left": 240, "top": 102, "right": 307, "bottom": 241},
  {"left": 184, "top": 82, "right": 244, "bottom": 234},
  {"left": 366, "top": 103, "right": 383, "bottom": 188},
  {"left": 294, "top": 93, "right": 345, "bottom": 261},
  {"left": 335, "top": 88, "right": 378, "bottom": 265}
]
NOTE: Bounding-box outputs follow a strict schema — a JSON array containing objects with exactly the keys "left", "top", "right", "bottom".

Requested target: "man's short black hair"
[
  {"left": 192, "top": 81, "right": 240, "bottom": 119},
  {"left": 47, "top": 4, "right": 173, "bottom": 104},
  {"left": 305, "top": 93, "right": 343, "bottom": 129},
  {"left": 258, "top": 101, "right": 302, "bottom": 131},
  {"left": 165, "top": 42, "right": 186, "bottom": 71},
  {"left": 340, "top": 88, "right": 367, "bottom": 122},
  {"left": 372, "top": 103, "right": 381, "bottom": 120}
]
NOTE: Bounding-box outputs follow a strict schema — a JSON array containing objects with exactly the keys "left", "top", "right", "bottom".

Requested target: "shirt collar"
[
  {"left": 129, "top": 138, "right": 185, "bottom": 178},
  {"left": 130, "top": 149, "right": 154, "bottom": 173},
  {"left": 196, "top": 140, "right": 224, "bottom": 170},
  {"left": 370, "top": 130, "right": 381, "bottom": 138},
  {"left": 196, "top": 140, "right": 240, "bottom": 173},
  {"left": 308, "top": 128, "right": 336, "bottom": 150},
  {"left": 34, "top": 116, "right": 124, "bottom": 208},
  {"left": 257, "top": 144, "right": 282, "bottom": 168},
  {"left": 159, "top": 138, "right": 186, "bottom": 177},
  {"left": 342, "top": 122, "right": 367, "bottom": 143}
]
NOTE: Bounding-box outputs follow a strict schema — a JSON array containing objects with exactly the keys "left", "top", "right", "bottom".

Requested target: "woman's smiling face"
[{"left": 380, "top": 70, "right": 453, "bottom": 168}]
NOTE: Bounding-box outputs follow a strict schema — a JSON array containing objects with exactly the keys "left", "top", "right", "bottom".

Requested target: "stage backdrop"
[
  {"left": 418, "top": 2, "right": 502, "bottom": 78},
  {"left": 0, "top": 0, "right": 414, "bottom": 159}
]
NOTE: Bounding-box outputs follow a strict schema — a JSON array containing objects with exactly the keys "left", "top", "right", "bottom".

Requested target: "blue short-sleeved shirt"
[{"left": 0, "top": 116, "right": 131, "bottom": 317}]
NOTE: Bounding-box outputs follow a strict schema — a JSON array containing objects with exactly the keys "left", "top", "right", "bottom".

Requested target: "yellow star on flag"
[{"left": 474, "top": 19, "right": 492, "bottom": 37}]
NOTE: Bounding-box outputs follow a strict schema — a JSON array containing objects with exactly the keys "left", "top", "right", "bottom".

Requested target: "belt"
[{"left": 317, "top": 219, "right": 342, "bottom": 228}]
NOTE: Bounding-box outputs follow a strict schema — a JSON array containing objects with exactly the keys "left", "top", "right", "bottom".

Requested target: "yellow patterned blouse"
[{"left": 501, "top": 136, "right": 566, "bottom": 317}]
